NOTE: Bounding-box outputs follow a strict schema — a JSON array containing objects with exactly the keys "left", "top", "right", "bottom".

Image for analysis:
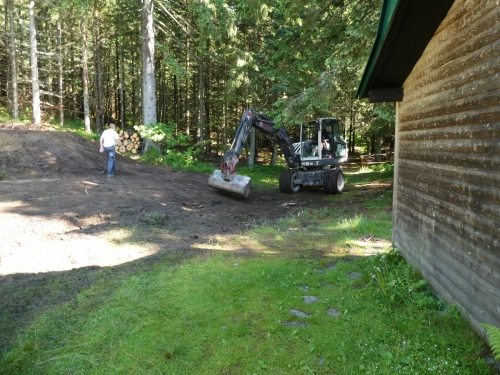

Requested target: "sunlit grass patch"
[
  {"left": 237, "top": 165, "right": 287, "bottom": 190},
  {"left": 243, "top": 208, "right": 392, "bottom": 258},
  {"left": 345, "top": 163, "right": 394, "bottom": 186}
]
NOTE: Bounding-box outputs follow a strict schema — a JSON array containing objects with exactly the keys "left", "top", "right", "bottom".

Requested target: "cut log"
[{"left": 115, "top": 129, "right": 142, "bottom": 154}]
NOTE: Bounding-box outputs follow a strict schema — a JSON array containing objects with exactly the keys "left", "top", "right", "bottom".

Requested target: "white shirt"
[{"left": 100, "top": 128, "right": 119, "bottom": 148}]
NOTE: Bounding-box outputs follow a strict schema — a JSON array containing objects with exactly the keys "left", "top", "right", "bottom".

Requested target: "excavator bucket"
[{"left": 208, "top": 170, "right": 251, "bottom": 198}]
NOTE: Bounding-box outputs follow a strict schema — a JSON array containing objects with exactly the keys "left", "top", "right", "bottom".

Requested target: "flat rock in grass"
[
  {"left": 326, "top": 307, "right": 341, "bottom": 318},
  {"left": 303, "top": 295, "right": 321, "bottom": 304},
  {"left": 326, "top": 262, "right": 337, "bottom": 270},
  {"left": 316, "top": 268, "right": 324, "bottom": 273},
  {"left": 290, "top": 309, "right": 312, "bottom": 318},
  {"left": 349, "top": 272, "right": 363, "bottom": 279},
  {"left": 299, "top": 286, "right": 310, "bottom": 292},
  {"left": 282, "top": 321, "right": 309, "bottom": 327}
]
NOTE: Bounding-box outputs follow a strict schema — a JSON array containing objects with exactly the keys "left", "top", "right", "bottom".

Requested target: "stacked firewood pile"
[{"left": 117, "top": 129, "right": 142, "bottom": 154}]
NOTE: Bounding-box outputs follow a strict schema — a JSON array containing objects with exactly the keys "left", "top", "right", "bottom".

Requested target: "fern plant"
[{"left": 481, "top": 323, "right": 500, "bottom": 360}]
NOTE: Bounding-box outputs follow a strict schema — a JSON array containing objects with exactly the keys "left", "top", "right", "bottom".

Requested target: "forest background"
[{"left": 0, "top": 0, "right": 394, "bottom": 160}]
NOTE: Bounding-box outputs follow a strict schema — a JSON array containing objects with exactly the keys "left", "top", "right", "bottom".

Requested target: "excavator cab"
[{"left": 299, "top": 118, "right": 346, "bottom": 161}]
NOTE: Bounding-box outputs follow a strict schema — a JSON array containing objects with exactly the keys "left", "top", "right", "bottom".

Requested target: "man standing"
[{"left": 100, "top": 123, "right": 125, "bottom": 177}]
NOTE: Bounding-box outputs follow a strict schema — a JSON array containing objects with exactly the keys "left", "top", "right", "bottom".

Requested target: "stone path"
[
  {"left": 282, "top": 261, "right": 363, "bottom": 327},
  {"left": 280, "top": 261, "right": 364, "bottom": 367}
]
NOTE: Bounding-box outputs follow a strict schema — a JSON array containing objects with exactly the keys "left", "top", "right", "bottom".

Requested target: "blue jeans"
[{"left": 104, "top": 146, "right": 116, "bottom": 175}]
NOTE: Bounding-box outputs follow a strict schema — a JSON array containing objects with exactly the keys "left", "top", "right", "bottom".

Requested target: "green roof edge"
[{"left": 356, "top": 0, "right": 401, "bottom": 99}]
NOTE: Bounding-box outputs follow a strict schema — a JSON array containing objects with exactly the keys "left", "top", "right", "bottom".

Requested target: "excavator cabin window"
[
  {"left": 298, "top": 118, "right": 344, "bottom": 159},
  {"left": 305, "top": 118, "right": 343, "bottom": 158}
]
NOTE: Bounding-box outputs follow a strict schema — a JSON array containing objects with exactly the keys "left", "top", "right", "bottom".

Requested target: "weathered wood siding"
[{"left": 394, "top": 0, "right": 500, "bottom": 339}]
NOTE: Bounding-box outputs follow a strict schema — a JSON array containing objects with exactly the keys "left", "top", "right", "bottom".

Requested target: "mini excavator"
[{"left": 208, "top": 109, "right": 348, "bottom": 198}]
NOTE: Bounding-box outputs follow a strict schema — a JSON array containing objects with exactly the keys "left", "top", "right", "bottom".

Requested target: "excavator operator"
[{"left": 321, "top": 125, "right": 332, "bottom": 157}]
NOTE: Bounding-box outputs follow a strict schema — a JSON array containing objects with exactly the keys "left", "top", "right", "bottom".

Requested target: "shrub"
[{"left": 367, "top": 248, "right": 443, "bottom": 310}]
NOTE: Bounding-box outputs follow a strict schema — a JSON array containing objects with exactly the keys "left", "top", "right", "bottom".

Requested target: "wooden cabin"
[{"left": 357, "top": 0, "right": 500, "bottom": 340}]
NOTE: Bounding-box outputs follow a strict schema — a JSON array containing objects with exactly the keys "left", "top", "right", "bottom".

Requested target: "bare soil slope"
[{"left": 0, "top": 123, "right": 384, "bottom": 275}]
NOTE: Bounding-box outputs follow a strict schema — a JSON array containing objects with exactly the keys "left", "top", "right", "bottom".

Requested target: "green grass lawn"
[
  {"left": 1, "top": 253, "right": 490, "bottom": 375},
  {"left": 0, "top": 163, "right": 493, "bottom": 375}
]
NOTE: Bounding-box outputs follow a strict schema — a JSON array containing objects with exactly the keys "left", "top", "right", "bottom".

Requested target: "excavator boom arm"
[{"left": 221, "top": 109, "right": 298, "bottom": 180}]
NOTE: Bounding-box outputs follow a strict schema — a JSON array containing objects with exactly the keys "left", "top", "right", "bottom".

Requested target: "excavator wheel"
[
  {"left": 323, "top": 168, "right": 344, "bottom": 195},
  {"left": 279, "top": 169, "right": 302, "bottom": 194}
]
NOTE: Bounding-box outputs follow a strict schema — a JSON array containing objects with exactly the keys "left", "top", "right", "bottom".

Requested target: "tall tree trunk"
[
  {"left": 71, "top": 45, "right": 76, "bottom": 121},
  {"left": 254, "top": 127, "right": 258, "bottom": 160},
  {"left": 118, "top": 40, "right": 125, "bottom": 128},
  {"left": 205, "top": 63, "right": 211, "bottom": 155},
  {"left": 141, "top": 0, "right": 157, "bottom": 151},
  {"left": 184, "top": 38, "right": 190, "bottom": 136},
  {"left": 270, "top": 143, "right": 278, "bottom": 166},
  {"left": 4, "top": 1, "right": 10, "bottom": 106},
  {"left": 29, "top": 1, "right": 41, "bottom": 126},
  {"left": 45, "top": 22, "right": 53, "bottom": 112},
  {"left": 131, "top": 50, "right": 137, "bottom": 123},
  {"left": 80, "top": 17, "right": 91, "bottom": 133},
  {"left": 94, "top": 7, "right": 103, "bottom": 132},
  {"left": 203, "top": 43, "right": 211, "bottom": 155},
  {"left": 114, "top": 39, "right": 119, "bottom": 121},
  {"left": 375, "top": 134, "right": 383, "bottom": 162},
  {"left": 173, "top": 74, "right": 178, "bottom": 125},
  {"left": 57, "top": 13, "right": 63, "bottom": 126},
  {"left": 248, "top": 127, "right": 255, "bottom": 168},
  {"left": 159, "top": 60, "right": 166, "bottom": 123},
  {"left": 222, "top": 66, "right": 228, "bottom": 157},
  {"left": 352, "top": 119, "right": 356, "bottom": 154},
  {"left": 197, "top": 57, "right": 204, "bottom": 144},
  {"left": 349, "top": 107, "right": 355, "bottom": 154},
  {"left": 9, "top": 0, "right": 18, "bottom": 118}
]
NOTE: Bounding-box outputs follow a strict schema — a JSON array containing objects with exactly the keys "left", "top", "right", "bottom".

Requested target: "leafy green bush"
[
  {"left": 165, "top": 148, "right": 214, "bottom": 173},
  {"left": 0, "top": 108, "right": 30, "bottom": 123},
  {"left": 140, "top": 147, "right": 164, "bottom": 165},
  {"left": 367, "top": 248, "right": 443, "bottom": 310},
  {"left": 0, "top": 108, "right": 11, "bottom": 122},
  {"left": 136, "top": 122, "right": 214, "bottom": 173},
  {"left": 135, "top": 121, "right": 189, "bottom": 149}
]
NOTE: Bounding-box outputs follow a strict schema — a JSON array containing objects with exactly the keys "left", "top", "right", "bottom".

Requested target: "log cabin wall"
[{"left": 393, "top": 0, "right": 500, "bottom": 339}]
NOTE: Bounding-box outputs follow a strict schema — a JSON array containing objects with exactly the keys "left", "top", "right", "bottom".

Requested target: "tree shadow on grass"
[{"left": 0, "top": 249, "right": 203, "bottom": 354}]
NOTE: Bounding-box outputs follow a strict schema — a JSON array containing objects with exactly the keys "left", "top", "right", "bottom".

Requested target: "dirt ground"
[{"left": 0, "top": 123, "right": 391, "bottom": 276}]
